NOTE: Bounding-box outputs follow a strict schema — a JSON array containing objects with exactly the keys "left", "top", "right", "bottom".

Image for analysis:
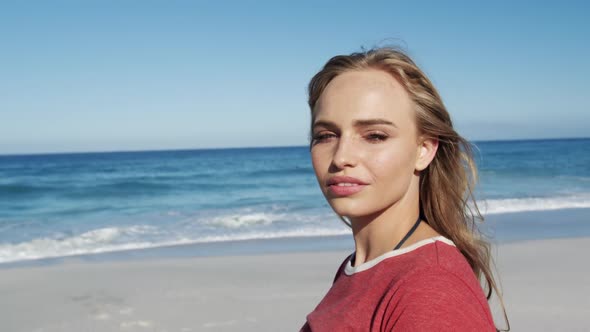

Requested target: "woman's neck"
[{"left": 350, "top": 202, "right": 420, "bottom": 265}]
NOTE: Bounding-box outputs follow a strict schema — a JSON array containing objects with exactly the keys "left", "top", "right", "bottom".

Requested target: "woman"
[{"left": 300, "top": 47, "right": 508, "bottom": 331}]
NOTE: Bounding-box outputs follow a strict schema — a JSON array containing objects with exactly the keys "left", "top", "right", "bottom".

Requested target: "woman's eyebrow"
[
  {"left": 313, "top": 118, "right": 397, "bottom": 129},
  {"left": 312, "top": 120, "right": 336, "bottom": 129},
  {"left": 353, "top": 118, "right": 397, "bottom": 128}
]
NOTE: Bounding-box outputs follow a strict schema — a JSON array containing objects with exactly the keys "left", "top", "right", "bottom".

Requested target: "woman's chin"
[{"left": 329, "top": 203, "right": 371, "bottom": 219}]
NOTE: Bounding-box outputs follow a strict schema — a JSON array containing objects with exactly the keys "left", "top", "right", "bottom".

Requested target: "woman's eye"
[
  {"left": 312, "top": 133, "right": 336, "bottom": 144},
  {"left": 366, "top": 133, "right": 388, "bottom": 142}
]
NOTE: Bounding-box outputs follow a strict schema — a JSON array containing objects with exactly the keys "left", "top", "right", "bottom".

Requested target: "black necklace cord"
[{"left": 393, "top": 216, "right": 422, "bottom": 250}]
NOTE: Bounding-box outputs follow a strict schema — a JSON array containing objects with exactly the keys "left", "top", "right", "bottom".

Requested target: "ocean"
[{"left": 1, "top": 138, "right": 589, "bottom": 264}]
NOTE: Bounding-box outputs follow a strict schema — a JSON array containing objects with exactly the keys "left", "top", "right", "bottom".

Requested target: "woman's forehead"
[{"left": 314, "top": 69, "right": 414, "bottom": 125}]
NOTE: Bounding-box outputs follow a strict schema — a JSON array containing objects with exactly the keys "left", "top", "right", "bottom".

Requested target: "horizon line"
[{"left": 1, "top": 136, "right": 589, "bottom": 157}]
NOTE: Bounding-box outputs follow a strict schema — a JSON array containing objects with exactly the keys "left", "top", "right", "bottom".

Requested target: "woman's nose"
[{"left": 331, "top": 136, "right": 358, "bottom": 169}]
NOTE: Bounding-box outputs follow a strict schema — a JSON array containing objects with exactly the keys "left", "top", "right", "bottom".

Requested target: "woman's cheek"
[
  {"left": 371, "top": 151, "right": 402, "bottom": 176},
  {"left": 371, "top": 149, "right": 415, "bottom": 190}
]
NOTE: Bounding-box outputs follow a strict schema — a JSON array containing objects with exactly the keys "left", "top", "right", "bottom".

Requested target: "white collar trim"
[{"left": 344, "top": 235, "right": 455, "bottom": 275}]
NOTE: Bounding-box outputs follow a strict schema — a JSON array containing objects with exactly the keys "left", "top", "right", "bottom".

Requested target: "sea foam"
[
  {"left": 0, "top": 224, "right": 350, "bottom": 264},
  {"left": 482, "top": 194, "right": 590, "bottom": 214}
]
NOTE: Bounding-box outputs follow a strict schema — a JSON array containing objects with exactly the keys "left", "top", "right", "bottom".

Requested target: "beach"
[{"left": 1, "top": 220, "right": 589, "bottom": 331}]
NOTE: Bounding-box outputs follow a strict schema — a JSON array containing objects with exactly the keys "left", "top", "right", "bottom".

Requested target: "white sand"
[
  {"left": 493, "top": 237, "right": 590, "bottom": 331},
  {"left": 0, "top": 237, "right": 588, "bottom": 331}
]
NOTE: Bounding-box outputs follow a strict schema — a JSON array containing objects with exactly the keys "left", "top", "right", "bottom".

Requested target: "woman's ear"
[{"left": 415, "top": 137, "right": 439, "bottom": 171}]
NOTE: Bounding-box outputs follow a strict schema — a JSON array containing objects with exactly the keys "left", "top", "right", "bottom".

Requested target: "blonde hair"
[{"left": 307, "top": 47, "right": 509, "bottom": 331}]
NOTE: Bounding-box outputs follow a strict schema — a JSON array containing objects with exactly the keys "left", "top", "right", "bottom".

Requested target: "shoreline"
[{"left": 2, "top": 207, "right": 590, "bottom": 269}]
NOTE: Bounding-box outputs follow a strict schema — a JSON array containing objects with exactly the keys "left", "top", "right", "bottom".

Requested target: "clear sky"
[{"left": 1, "top": 1, "right": 588, "bottom": 154}]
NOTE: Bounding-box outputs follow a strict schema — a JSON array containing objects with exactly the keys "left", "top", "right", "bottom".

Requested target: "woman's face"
[{"left": 310, "top": 69, "right": 427, "bottom": 219}]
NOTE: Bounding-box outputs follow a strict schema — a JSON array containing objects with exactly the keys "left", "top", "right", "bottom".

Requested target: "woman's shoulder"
[
  {"left": 395, "top": 237, "right": 486, "bottom": 298},
  {"left": 394, "top": 235, "right": 475, "bottom": 277},
  {"left": 418, "top": 236, "right": 474, "bottom": 272},
  {"left": 379, "top": 262, "right": 496, "bottom": 331},
  {"left": 378, "top": 239, "right": 496, "bottom": 330}
]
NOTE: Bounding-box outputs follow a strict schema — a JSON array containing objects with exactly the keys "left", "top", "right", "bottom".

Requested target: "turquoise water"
[{"left": 1, "top": 138, "right": 589, "bottom": 264}]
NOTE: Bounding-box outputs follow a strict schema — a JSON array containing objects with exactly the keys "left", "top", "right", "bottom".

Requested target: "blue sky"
[{"left": 1, "top": 1, "right": 588, "bottom": 154}]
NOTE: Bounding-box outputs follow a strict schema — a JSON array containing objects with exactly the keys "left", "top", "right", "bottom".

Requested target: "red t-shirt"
[{"left": 301, "top": 236, "right": 496, "bottom": 331}]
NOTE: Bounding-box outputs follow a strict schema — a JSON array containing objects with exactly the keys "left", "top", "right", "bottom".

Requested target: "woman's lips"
[
  {"left": 327, "top": 183, "right": 367, "bottom": 196},
  {"left": 326, "top": 176, "right": 368, "bottom": 196}
]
